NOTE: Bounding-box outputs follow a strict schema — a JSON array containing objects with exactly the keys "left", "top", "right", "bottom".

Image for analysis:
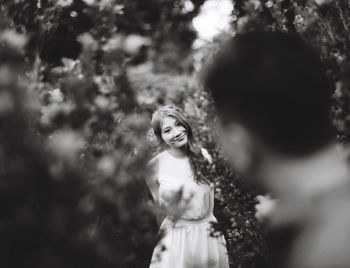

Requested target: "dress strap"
[{"left": 201, "top": 148, "right": 213, "bottom": 163}]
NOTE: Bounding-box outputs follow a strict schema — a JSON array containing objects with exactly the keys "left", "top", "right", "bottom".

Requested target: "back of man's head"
[{"left": 204, "top": 31, "right": 334, "bottom": 156}]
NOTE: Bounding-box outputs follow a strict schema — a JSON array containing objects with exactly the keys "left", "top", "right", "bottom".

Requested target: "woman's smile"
[{"left": 173, "top": 134, "right": 186, "bottom": 142}]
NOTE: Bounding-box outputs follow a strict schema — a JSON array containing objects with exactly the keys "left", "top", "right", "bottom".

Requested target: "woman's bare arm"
[{"left": 146, "top": 157, "right": 160, "bottom": 203}]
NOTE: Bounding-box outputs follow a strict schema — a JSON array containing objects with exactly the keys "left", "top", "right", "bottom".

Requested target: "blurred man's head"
[{"left": 204, "top": 31, "right": 334, "bottom": 178}]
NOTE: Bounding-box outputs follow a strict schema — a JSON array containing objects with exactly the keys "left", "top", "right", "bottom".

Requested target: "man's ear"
[{"left": 219, "top": 122, "right": 256, "bottom": 174}]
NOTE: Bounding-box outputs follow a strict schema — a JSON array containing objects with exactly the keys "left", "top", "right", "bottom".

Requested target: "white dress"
[{"left": 149, "top": 149, "right": 229, "bottom": 268}]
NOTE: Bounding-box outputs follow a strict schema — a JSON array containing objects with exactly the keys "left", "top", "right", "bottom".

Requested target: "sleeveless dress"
[{"left": 149, "top": 149, "right": 229, "bottom": 268}]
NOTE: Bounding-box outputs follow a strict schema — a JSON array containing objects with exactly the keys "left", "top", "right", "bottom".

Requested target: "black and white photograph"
[{"left": 1, "top": 0, "right": 350, "bottom": 267}]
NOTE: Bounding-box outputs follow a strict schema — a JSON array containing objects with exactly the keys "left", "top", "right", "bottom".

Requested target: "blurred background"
[{"left": 0, "top": 0, "right": 349, "bottom": 267}]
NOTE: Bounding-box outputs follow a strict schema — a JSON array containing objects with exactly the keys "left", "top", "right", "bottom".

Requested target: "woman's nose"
[{"left": 174, "top": 128, "right": 182, "bottom": 137}]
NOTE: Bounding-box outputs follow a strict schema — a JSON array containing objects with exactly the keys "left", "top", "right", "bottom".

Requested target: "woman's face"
[{"left": 160, "top": 116, "right": 188, "bottom": 149}]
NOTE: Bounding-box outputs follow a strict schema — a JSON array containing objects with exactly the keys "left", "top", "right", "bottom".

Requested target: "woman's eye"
[
  {"left": 175, "top": 122, "right": 181, "bottom": 126},
  {"left": 164, "top": 129, "right": 170, "bottom": 133}
]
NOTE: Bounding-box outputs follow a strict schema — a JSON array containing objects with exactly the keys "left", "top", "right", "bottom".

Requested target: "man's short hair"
[{"left": 204, "top": 31, "right": 334, "bottom": 156}]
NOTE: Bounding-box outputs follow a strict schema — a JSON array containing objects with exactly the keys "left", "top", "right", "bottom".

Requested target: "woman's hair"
[{"left": 151, "top": 105, "right": 211, "bottom": 184}]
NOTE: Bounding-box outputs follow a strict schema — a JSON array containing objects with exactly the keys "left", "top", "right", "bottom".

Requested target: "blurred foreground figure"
[{"left": 204, "top": 31, "right": 350, "bottom": 268}]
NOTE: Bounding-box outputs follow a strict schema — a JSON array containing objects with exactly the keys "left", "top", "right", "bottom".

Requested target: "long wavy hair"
[{"left": 151, "top": 105, "right": 211, "bottom": 184}]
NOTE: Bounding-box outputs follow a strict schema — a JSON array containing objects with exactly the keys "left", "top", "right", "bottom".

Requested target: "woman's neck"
[{"left": 167, "top": 146, "right": 187, "bottom": 158}]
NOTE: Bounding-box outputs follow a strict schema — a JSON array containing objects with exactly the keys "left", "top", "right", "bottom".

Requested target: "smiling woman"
[
  {"left": 146, "top": 105, "right": 229, "bottom": 268},
  {"left": 160, "top": 116, "right": 188, "bottom": 150}
]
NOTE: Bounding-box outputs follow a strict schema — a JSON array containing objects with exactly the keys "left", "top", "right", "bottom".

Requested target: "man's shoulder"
[{"left": 289, "top": 184, "right": 350, "bottom": 268}]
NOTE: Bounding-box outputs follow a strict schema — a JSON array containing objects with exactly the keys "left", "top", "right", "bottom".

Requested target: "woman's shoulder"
[
  {"left": 147, "top": 151, "right": 167, "bottom": 167},
  {"left": 147, "top": 155, "right": 159, "bottom": 168},
  {"left": 146, "top": 154, "right": 162, "bottom": 181}
]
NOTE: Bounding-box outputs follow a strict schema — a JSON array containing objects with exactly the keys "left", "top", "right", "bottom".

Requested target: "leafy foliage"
[
  {"left": 0, "top": 3, "right": 159, "bottom": 267},
  {"left": 1, "top": 0, "right": 205, "bottom": 72}
]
